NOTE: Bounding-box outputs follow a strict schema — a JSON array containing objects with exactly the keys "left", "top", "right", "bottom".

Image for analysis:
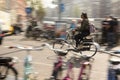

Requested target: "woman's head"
[{"left": 81, "top": 13, "right": 88, "bottom": 19}]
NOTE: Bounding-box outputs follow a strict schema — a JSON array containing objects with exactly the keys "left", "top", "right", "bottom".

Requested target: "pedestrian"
[
  {"left": 101, "top": 17, "right": 110, "bottom": 45},
  {"left": 112, "top": 17, "right": 119, "bottom": 45},
  {"left": 103, "top": 16, "right": 116, "bottom": 50},
  {"left": 74, "top": 13, "right": 90, "bottom": 48},
  {"left": 70, "top": 20, "right": 76, "bottom": 30},
  {"left": 25, "top": 22, "right": 33, "bottom": 38},
  {"left": 0, "top": 25, "right": 3, "bottom": 45}
]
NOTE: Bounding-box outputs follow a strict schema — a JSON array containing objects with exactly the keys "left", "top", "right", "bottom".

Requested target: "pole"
[
  {"left": 5, "top": 0, "right": 11, "bottom": 12},
  {"left": 58, "top": 0, "right": 62, "bottom": 21}
]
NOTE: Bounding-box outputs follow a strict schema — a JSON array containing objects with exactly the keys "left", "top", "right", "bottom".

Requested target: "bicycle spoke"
[{"left": 79, "top": 42, "right": 97, "bottom": 57}]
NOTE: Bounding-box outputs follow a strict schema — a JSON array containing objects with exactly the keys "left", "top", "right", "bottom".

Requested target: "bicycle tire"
[
  {"left": 0, "top": 64, "right": 18, "bottom": 80},
  {"left": 53, "top": 40, "right": 98, "bottom": 58},
  {"left": 79, "top": 42, "right": 98, "bottom": 58},
  {"left": 80, "top": 63, "right": 91, "bottom": 80}
]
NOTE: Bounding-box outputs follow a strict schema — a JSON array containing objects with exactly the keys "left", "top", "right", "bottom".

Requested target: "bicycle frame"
[
  {"left": 78, "top": 60, "right": 91, "bottom": 80},
  {"left": 63, "top": 56, "right": 92, "bottom": 80},
  {"left": 51, "top": 56, "right": 63, "bottom": 80},
  {"left": 63, "top": 60, "right": 74, "bottom": 80}
]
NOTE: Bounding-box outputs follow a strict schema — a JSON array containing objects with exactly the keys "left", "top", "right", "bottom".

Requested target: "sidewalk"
[
  {"left": 90, "top": 44, "right": 120, "bottom": 80},
  {"left": 4, "top": 35, "right": 120, "bottom": 80}
]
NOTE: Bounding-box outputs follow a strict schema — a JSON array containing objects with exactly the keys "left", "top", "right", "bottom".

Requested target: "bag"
[{"left": 89, "top": 23, "right": 96, "bottom": 33}]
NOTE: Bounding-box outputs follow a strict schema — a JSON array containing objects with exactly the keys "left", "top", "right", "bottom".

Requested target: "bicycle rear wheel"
[
  {"left": 79, "top": 42, "right": 98, "bottom": 58},
  {"left": 0, "top": 64, "right": 18, "bottom": 80}
]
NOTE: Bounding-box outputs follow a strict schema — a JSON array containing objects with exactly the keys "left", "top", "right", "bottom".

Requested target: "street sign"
[
  {"left": 60, "top": 3, "right": 65, "bottom": 12},
  {"left": 25, "top": 7, "right": 32, "bottom": 14}
]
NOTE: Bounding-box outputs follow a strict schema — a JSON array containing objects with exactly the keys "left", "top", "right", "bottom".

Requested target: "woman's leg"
[{"left": 74, "top": 33, "right": 82, "bottom": 47}]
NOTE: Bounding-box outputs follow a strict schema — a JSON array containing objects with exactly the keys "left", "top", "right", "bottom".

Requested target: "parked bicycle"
[
  {"left": 0, "top": 50, "right": 19, "bottom": 80},
  {"left": 42, "top": 43, "right": 98, "bottom": 80},
  {"left": 27, "top": 26, "right": 55, "bottom": 40}
]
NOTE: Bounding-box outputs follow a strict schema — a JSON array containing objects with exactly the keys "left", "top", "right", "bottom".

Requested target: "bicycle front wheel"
[
  {"left": 79, "top": 42, "right": 99, "bottom": 58},
  {"left": 0, "top": 64, "right": 18, "bottom": 80},
  {"left": 53, "top": 39, "right": 71, "bottom": 53}
]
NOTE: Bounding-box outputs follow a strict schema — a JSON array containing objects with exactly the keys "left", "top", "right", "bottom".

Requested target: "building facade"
[
  {"left": 46, "top": 0, "right": 119, "bottom": 18},
  {"left": 0, "top": 0, "right": 27, "bottom": 24},
  {"left": 111, "top": 0, "right": 120, "bottom": 18}
]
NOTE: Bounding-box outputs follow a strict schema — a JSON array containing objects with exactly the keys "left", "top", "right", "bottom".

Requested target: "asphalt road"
[{"left": 0, "top": 33, "right": 120, "bottom": 80}]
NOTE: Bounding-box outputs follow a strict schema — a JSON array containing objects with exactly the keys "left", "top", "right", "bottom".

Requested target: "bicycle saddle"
[{"left": 0, "top": 57, "right": 12, "bottom": 63}]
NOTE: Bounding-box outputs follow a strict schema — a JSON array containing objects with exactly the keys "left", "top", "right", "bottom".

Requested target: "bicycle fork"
[{"left": 78, "top": 61, "right": 91, "bottom": 80}]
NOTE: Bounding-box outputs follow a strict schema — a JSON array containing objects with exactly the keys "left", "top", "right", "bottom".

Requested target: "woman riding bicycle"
[{"left": 74, "top": 13, "right": 90, "bottom": 48}]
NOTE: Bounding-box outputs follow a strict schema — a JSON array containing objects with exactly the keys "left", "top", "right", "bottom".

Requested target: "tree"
[
  {"left": 26, "top": 0, "right": 46, "bottom": 21},
  {"left": 73, "top": 5, "right": 81, "bottom": 17}
]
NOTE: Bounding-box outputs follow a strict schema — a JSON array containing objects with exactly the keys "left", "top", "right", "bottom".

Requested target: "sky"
[{"left": 41, "top": 0, "right": 57, "bottom": 8}]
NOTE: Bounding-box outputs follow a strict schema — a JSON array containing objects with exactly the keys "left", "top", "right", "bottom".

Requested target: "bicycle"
[
  {"left": 42, "top": 43, "right": 98, "bottom": 80},
  {"left": 63, "top": 54, "right": 94, "bottom": 80},
  {"left": 99, "top": 50, "right": 120, "bottom": 80},
  {"left": 7, "top": 45, "right": 43, "bottom": 80},
  {"left": 0, "top": 56, "right": 18, "bottom": 80},
  {"left": 53, "top": 36, "right": 100, "bottom": 58}
]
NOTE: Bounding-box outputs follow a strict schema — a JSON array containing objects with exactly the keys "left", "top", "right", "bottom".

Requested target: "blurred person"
[
  {"left": 25, "top": 22, "right": 33, "bottom": 38},
  {"left": 101, "top": 17, "right": 110, "bottom": 44},
  {"left": 74, "top": 13, "right": 90, "bottom": 48},
  {"left": 31, "top": 18, "right": 37, "bottom": 27},
  {"left": 66, "top": 19, "right": 77, "bottom": 39},
  {"left": 101, "top": 16, "right": 114, "bottom": 44},
  {"left": 0, "top": 26, "right": 3, "bottom": 45},
  {"left": 70, "top": 19, "right": 76, "bottom": 29},
  {"left": 102, "top": 16, "right": 117, "bottom": 50},
  {"left": 112, "top": 17, "right": 119, "bottom": 45}
]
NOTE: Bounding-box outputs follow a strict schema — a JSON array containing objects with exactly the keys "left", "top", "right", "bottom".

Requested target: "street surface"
[{"left": 0, "top": 33, "right": 120, "bottom": 80}]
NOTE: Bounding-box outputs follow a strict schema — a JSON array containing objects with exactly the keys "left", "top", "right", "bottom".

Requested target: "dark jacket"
[{"left": 79, "top": 19, "right": 90, "bottom": 33}]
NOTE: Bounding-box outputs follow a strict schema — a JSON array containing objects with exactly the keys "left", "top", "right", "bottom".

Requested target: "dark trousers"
[
  {"left": 74, "top": 32, "right": 90, "bottom": 47},
  {"left": 107, "top": 32, "right": 115, "bottom": 47},
  {"left": 0, "top": 37, "right": 3, "bottom": 45}
]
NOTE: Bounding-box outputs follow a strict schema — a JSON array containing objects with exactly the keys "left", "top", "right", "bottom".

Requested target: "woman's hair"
[{"left": 81, "top": 12, "right": 88, "bottom": 19}]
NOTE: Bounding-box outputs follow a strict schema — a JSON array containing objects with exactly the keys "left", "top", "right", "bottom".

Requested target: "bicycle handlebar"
[
  {"left": 6, "top": 45, "right": 43, "bottom": 51},
  {"left": 99, "top": 50, "right": 120, "bottom": 58},
  {"left": 41, "top": 43, "right": 92, "bottom": 57},
  {"left": 41, "top": 43, "right": 68, "bottom": 53}
]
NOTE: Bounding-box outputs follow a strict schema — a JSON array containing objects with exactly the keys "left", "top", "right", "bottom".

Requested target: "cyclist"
[
  {"left": 74, "top": 13, "right": 90, "bottom": 48},
  {"left": 70, "top": 19, "right": 77, "bottom": 31}
]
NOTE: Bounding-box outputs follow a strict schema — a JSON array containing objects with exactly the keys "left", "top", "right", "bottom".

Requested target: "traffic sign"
[
  {"left": 60, "top": 3, "right": 65, "bottom": 12},
  {"left": 25, "top": 7, "right": 32, "bottom": 14}
]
